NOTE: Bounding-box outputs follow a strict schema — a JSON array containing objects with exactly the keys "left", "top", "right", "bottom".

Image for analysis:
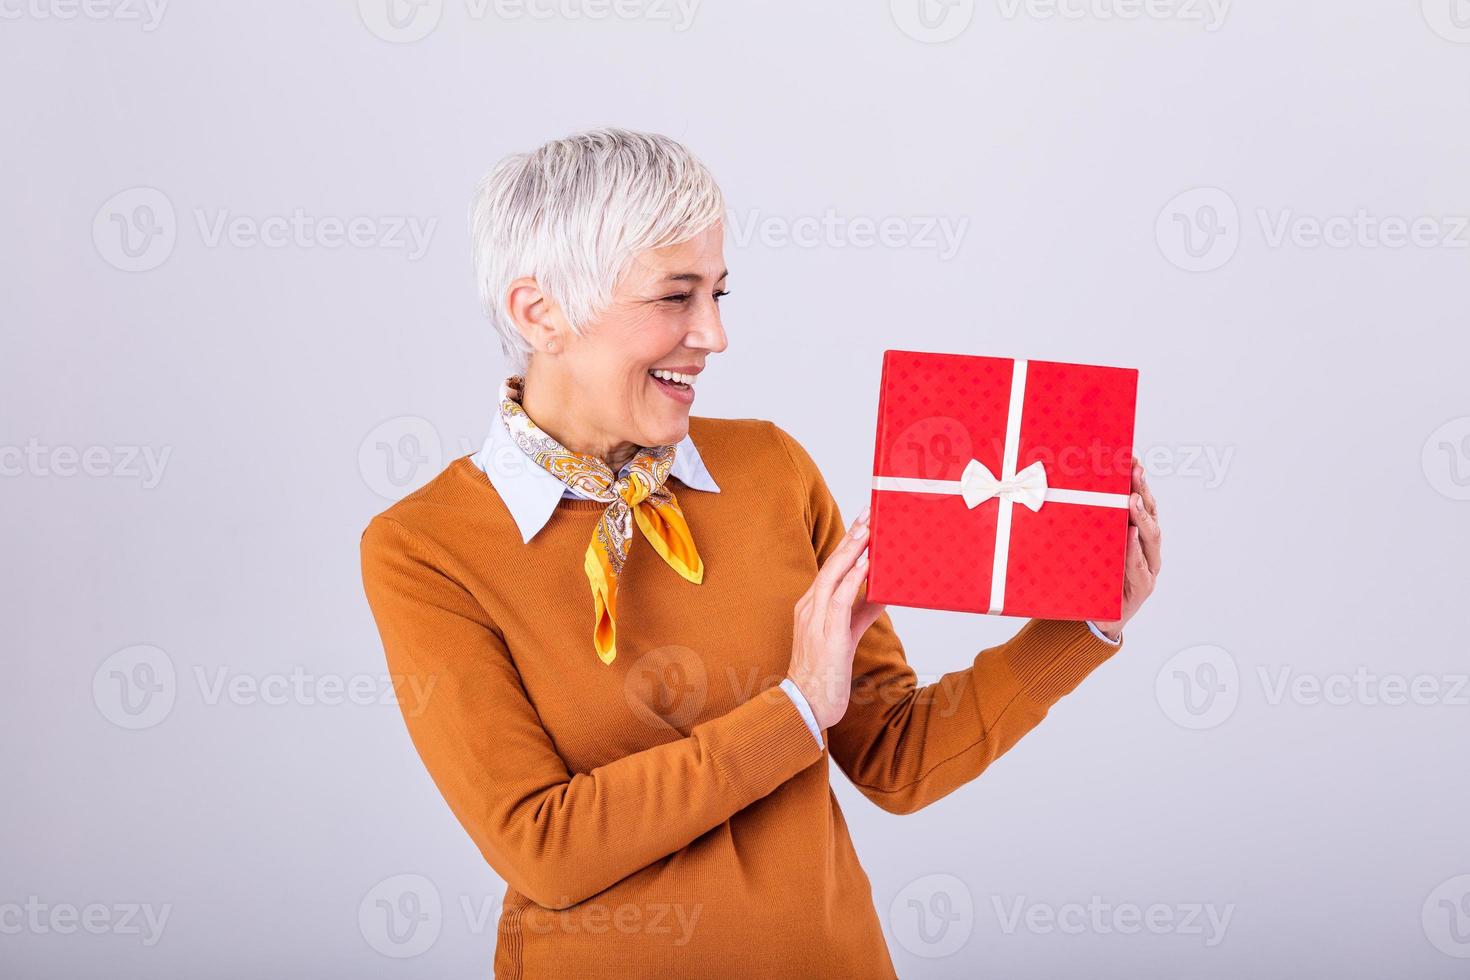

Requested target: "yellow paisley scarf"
[{"left": 499, "top": 375, "right": 704, "bottom": 665}]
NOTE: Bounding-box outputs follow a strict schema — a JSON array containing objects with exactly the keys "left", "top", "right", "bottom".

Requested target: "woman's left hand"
[{"left": 1091, "top": 455, "right": 1162, "bottom": 642}]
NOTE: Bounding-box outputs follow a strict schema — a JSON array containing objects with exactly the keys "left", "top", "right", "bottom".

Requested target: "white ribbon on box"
[{"left": 871, "top": 358, "right": 1130, "bottom": 614}]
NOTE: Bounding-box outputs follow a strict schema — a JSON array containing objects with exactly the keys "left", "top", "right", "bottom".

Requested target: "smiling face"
[{"left": 513, "top": 222, "right": 729, "bottom": 466}]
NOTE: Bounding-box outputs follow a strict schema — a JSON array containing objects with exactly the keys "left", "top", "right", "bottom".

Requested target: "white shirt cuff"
[
  {"left": 779, "top": 678, "right": 824, "bottom": 748},
  {"left": 1086, "top": 620, "right": 1123, "bottom": 645}
]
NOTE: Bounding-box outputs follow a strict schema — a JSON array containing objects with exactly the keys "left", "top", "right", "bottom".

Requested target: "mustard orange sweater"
[{"left": 359, "top": 416, "right": 1123, "bottom": 978}]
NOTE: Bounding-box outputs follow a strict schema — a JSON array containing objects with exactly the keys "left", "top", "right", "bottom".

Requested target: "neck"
[{"left": 520, "top": 364, "right": 640, "bottom": 473}]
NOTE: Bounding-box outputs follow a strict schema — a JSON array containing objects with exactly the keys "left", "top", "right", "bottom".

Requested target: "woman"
[{"left": 360, "top": 128, "right": 1162, "bottom": 978}]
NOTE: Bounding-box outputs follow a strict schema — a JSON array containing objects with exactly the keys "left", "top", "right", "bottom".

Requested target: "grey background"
[{"left": 4, "top": 1, "right": 1469, "bottom": 977}]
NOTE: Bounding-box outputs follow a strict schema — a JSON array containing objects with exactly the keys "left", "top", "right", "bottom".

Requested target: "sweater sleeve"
[
  {"left": 769, "top": 421, "right": 1123, "bottom": 816},
  {"left": 360, "top": 515, "right": 824, "bottom": 910}
]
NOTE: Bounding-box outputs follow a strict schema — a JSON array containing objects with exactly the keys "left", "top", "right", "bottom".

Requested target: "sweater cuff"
[
  {"left": 703, "top": 682, "right": 825, "bottom": 801},
  {"left": 1002, "top": 619, "right": 1124, "bottom": 708},
  {"left": 779, "top": 678, "right": 826, "bottom": 748}
]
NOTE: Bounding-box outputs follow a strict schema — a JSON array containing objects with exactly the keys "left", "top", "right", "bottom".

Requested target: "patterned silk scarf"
[{"left": 498, "top": 375, "right": 704, "bottom": 665}]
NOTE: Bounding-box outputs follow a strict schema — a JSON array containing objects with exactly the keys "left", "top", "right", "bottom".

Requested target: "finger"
[
  {"left": 849, "top": 600, "right": 887, "bottom": 646},
  {"left": 826, "top": 543, "right": 871, "bottom": 633},
  {"left": 1135, "top": 500, "right": 1162, "bottom": 575},
  {"left": 1133, "top": 460, "right": 1157, "bottom": 517},
  {"left": 1128, "top": 524, "right": 1148, "bottom": 575},
  {"left": 811, "top": 511, "right": 870, "bottom": 609}
]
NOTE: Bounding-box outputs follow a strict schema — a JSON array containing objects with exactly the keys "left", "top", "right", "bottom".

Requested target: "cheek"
[
  {"left": 625, "top": 366, "right": 659, "bottom": 408},
  {"left": 611, "top": 318, "right": 674, "bottom": 366}
]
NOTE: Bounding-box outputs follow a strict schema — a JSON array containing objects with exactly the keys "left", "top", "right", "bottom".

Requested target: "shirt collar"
[{"left": 473, "top": 412, "right": 721, "bottom": 543}]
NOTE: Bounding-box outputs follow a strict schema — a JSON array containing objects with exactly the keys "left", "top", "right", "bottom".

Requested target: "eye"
[
  {"left": 713, "top": 289, "right": 730, "bottom": 302},
  {"left": 659, "top": 293, "right": 692, "bottom": 304}
]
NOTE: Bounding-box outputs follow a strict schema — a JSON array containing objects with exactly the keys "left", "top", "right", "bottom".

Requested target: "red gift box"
[{"left": 865, "top": 350, "right": 1139, "bottom": 622}]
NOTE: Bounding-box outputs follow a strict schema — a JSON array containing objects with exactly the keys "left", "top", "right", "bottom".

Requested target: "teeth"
[{"left": 650, "top": 369, "right": 695, "bottom": 385}]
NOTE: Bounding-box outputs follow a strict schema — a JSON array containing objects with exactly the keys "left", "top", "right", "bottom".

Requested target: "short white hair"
[{"left": 470, "top": 127, "right": 726, "bottom": 373}]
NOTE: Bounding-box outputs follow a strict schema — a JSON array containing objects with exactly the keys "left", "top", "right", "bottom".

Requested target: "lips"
[{"left": 649, "top": 371, "right": 696, "bottom": 404}]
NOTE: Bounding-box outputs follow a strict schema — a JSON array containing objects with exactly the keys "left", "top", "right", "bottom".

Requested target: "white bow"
[{"left": 959, "top": 459, "right": 1048, "bottom": 512}]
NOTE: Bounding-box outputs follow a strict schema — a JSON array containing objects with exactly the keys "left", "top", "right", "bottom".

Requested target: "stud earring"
[{"left": 545, "top": 341, "right": 555, "bottom": 351}]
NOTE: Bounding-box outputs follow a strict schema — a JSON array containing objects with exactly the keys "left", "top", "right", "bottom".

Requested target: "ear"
[{"left": 505, "top": 276, "right": 565, "bottom": 351}]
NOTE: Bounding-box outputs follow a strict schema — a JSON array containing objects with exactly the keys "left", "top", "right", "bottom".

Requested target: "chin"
[{"left": 641, "top": 415, "right": 690, "bottom": 448}]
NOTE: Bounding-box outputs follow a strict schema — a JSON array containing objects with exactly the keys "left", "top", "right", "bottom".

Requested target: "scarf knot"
[{"left": 498, "top": 375, "right": 704, "bottom": 665}]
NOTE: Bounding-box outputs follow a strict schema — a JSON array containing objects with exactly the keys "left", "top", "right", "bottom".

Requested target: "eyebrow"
[{"left": 663, "top": 268, "right": 729, "bottom": 283}]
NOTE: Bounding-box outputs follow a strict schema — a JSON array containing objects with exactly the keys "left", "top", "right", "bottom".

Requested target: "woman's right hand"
[{"left": 785, "top": 503, "right": 888, "bottom": 732}]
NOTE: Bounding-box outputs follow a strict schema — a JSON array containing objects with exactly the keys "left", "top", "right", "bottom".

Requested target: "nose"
[{"left": 686, "top": 298, "right": 728, "bottom": 354}]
